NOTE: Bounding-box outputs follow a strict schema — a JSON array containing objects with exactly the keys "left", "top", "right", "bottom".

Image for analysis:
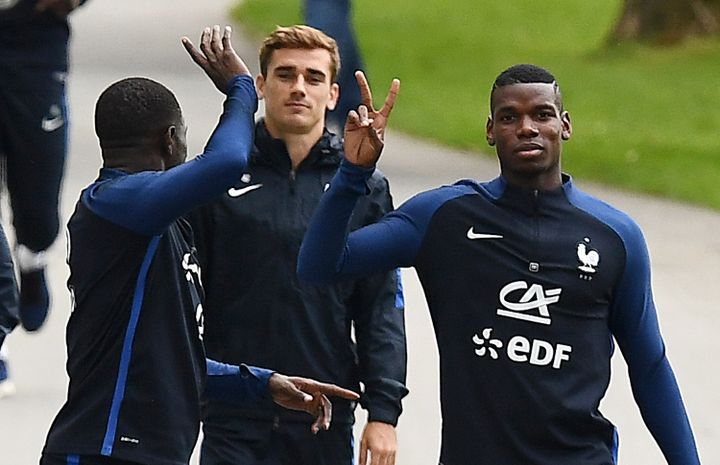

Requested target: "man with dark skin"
[
  {"left": 299, "top": 64, "right": 700, "bottom": 464},
  {"left": 39, "top": 25, "right": 358, "bottom": 465}
]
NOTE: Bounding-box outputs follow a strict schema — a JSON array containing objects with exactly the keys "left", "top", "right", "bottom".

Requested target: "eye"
[
  {"left": 537, "top": 111, "right": 554, "bottom": 120},
  {"left": 308, "top": 75, "right": 324, "bottom": 85},
  {"left": 499, "top": 114, "right": 515, "bottom": 123}
]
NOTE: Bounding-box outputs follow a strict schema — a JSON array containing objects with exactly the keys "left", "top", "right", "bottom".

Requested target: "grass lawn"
[{"left": 233, "top": 0, "right": 720, "bottom": 209}]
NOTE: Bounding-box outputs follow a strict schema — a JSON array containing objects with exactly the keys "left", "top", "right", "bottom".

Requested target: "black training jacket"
[{"left": 188, "top": 120, "right": 408, "bottom": 426}]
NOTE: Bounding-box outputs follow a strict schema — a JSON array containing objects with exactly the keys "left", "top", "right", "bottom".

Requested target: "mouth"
[
  {"left": 514, "top": 143, "right": 544, "bottom": 158},
  {"left": 286, "top": 101, "right": 310, "bottom": 110}
]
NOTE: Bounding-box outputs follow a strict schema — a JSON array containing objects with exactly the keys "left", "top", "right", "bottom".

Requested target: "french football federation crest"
[{"left": 577, "top": 237, "right": 600, "bottom": 274}]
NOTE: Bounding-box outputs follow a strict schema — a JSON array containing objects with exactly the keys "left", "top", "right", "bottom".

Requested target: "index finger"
[
  {"left": 181, "top": 37, "right": 208, "bottom": 68},
  {"left": 378, "top": 78, "right": 400, "bottom": 119},
  {"left": 313, "top": 381, "right": 360, "bottom": 400},
  {"left": 355, "top": 71, "right": 375, "bottom": 111}
]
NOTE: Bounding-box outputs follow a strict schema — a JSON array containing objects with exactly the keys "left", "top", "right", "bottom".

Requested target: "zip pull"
[
  {"left": 288, "top": 170, "right": 296, "bottom": 194},
  {"left": 532, "top": 189, "right": 540, "bottom": 213}
]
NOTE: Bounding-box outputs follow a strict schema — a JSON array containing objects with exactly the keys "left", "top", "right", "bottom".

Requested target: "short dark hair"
[
  {"left": 95, "top": 77, "right": 182, "bottom": 148},
  {"left": 491, "top": 64, "right": 563, "bottom": 111}
]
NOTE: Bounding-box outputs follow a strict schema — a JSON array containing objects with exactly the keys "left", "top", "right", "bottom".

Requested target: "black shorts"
[
  {"left": 40, "top": 453, "right": 144, "bottom": 465},
  {"left": 200, "top": 416, "right": 354, "bottom": 465}
]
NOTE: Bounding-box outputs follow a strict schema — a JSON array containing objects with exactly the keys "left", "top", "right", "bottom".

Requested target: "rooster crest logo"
[{"left": 576, "top": 237, "right": 600, "bottom": 274}]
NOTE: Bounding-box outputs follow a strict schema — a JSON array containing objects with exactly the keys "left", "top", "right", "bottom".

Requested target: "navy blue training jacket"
[
  {"left": 298, "top": 160, "right": 700, "bottom": 465},
  {"left": 188, "top": 120, "right": 407, "bottom": 427},
  {"left": 43, "top": 76, "right": 275, "bottom": 465}
]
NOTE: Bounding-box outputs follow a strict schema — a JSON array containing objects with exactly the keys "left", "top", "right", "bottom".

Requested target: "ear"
[
  {"left": 485, "top": 116, "right": 496, "bottom": 146},
  {"left": 256, "top": 74, "right": 266, "bottom": 100},
  {"left": 560, "top": 111, "right": 572, "bottom": 141},
  {"left": 326, "top": 82, "right": 339, "bottom": 111},
  {"left": 163, "top": 125, "right": 176, "bottom": 159}
]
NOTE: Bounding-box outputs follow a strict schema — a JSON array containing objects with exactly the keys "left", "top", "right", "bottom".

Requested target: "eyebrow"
[
  {"left": 273, "top": 66, "right": 328, "bottom": 80},
  {"left": 494, "top": 102, "right": 558, "bottom": 114}
]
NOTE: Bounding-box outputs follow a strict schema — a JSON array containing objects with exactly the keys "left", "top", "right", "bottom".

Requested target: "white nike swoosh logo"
[
  {"left": 227, "top": 184, "right": 263, "bottom": 198},
  {"left": 41, "top": 115, "right": 64, "bottom": 132},
  {"left": 466, "top": 227, "right": 503, "bottom": 240}
]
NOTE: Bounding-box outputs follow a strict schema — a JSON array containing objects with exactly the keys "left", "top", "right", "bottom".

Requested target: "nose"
[
  {"left": 290, "top": 74, "right": 306, "bottom": 95},
  {"left": 517, "top": 115, "right": 539, "bottom": 138}
]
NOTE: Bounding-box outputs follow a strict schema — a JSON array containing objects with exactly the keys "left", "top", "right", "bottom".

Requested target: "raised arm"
[
  {"left": 609, "top": 224, "right": 700, "bottom": 465},
  {"left": 82, "top": 26, "right": 257, "bottom": 235}
]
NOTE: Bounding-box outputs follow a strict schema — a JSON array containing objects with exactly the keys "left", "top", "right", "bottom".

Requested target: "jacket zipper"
[
  {"left": 530, "top": 190, "right": 541, "bottom": 273},
  {"left": 288, "top": 169, "right": 296, "bottom": 195}
]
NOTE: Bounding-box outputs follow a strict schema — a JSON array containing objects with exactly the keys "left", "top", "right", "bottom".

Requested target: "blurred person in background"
[
  {"left": 304, "top": 0, "right": 364, "bottom": 132},
  {"left": 0, "top": 0, "right": 89, "bottom": 335},
  {"left": 0, "top": 224, "right": 19, "bottom": 398}
]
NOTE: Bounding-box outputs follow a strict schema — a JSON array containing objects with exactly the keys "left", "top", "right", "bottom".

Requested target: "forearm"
[
  {"left": 355, "top": 270, "right": 408, "bottom": 426},
  {"left": 298, "top": 159, "right": 375, "bottom": 282},
  {"left": 205, "top": 358, "right": 274, "bottom": 404},
  {"left": 629, "top": 356, "right": 700, "bottom": 464}
]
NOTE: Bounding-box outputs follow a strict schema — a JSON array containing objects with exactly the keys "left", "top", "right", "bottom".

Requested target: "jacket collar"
[
  {"left": 485, "top": 174, "right": 574, "bottom": 215},
  {"left": 251, "top": 119, "right": 343, "bottom": 171}
]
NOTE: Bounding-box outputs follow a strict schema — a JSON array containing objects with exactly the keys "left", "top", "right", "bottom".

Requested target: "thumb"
[{"left": 284, "top": 381, "right": 313, "bottom": 403}]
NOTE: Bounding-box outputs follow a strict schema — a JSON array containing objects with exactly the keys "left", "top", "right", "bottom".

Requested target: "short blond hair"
[{"left": 259, "top": 25, "right": 341, "bottom": 82}]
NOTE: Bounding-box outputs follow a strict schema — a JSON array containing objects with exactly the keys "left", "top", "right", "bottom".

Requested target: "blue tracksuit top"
[
  {"left": 298, "top": 160, "right": 700, "bottom": 465},
  {"left": 43, "top": 76, "right": 275, "bottom": 465}
]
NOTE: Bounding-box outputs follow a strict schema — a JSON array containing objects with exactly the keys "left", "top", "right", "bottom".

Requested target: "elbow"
[{"left": 296, "top": 254, "right": 335, "bottom": 284}]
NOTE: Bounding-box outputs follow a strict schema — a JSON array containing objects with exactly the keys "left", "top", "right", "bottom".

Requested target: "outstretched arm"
[
  {"left": 267, "top": 374, "right": 360, "bottom": 434},
  {"left": 205, "top": 359, "right": 359, "bottom": 433}
]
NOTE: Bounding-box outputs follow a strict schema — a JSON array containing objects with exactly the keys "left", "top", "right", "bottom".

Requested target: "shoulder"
[
  {"left": 397, "top": 181, "right": 479, "bottom": 219},
  {"left": 564, "top": 182, "right": 646, "bottom": 251}
]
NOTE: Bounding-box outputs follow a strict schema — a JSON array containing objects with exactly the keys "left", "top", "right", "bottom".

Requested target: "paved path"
[{"left": 1, "top": 2, "right": 718, "bottom": 464}]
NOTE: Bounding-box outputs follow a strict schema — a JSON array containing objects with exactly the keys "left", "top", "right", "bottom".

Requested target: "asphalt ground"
[{"left": 0, "top": 2, "right": 718, "bottom": 464}]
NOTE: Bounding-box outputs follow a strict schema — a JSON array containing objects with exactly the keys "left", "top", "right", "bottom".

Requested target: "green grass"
[{"left": 232, "top": 0, "right": 720, "bottom": 209}]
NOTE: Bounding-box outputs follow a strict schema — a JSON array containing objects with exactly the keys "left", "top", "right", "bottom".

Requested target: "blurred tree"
[{"left": 610, "top": 0, "right": 720, "bottom": 44}]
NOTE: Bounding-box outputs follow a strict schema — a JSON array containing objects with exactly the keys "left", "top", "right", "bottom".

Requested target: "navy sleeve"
[
  {"left": 608, "top": 222, "right": 700, "bottom": 465},
  {"left": 349, "top": 173, "right": 409, "bottom": 426},
  {"left": 298, "top": 159, "right": 466, "bottom": 282},
  {"left": 82, "top": 75, "right": 257, "bottom": 235},
  {"left": 205, "top": 358, "right": 274, "bottom": 404}
]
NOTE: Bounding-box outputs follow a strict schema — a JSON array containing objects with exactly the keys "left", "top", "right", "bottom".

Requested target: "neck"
[
  {"left": 503, "top": 170, "right": 563, "bottom": 191},
  {"left": 102, "top": 145, "right": 165, "bottom": 173},
  {"left": 264, "top": 119, "right": 325, "bottom": 170}
]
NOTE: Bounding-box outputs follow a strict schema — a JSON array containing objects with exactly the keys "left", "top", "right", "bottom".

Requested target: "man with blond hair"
[{"left": 190, "top": 25, "right": 407, "bottom": 465}]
